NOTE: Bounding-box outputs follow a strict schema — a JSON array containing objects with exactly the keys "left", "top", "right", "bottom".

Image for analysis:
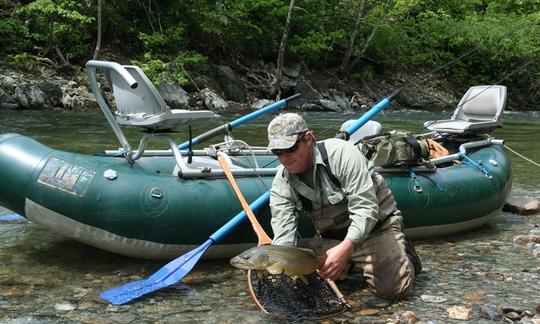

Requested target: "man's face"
[{"left": 275, "top": 131, "right": 314, "bottom": 174}]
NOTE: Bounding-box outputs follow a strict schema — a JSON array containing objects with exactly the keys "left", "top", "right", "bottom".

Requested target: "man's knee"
[{"left": 372, "top": 269, "right": 415, "bottom": 300}]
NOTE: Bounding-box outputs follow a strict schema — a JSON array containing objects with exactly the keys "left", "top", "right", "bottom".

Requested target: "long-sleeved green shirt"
[{"left": 270, "top": 138, "right": 396, "bottom": 247}]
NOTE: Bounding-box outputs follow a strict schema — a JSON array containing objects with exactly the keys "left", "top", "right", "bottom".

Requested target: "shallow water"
[{"left": 0, "top": 109, "right": 539, "bottom": 323}]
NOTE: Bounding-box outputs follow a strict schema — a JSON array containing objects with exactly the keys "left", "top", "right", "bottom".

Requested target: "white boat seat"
[
  {"left": 424, "top": 85, "right": 507, "bottom": 134},
  {"left": 107, "top": 65, "right": 215, "bottom": 131},
  {"left": 340, "top": 120, "right": 382, "bottom": 143}
]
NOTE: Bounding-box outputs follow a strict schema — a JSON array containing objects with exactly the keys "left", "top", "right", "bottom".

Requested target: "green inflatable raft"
[{"left": 0, "top": 61, "right": 512, "bottom": 260}]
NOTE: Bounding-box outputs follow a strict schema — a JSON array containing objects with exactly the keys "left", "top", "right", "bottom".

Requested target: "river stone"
[
  {"left": 420, "top": 294, "right": 447, "bottom": 303},
  {"left": 503, "top": 196, "right": 539, "bottom": 215},
  {"left": 251, "top": 99, "right": 274, "bottom": 110},
  {"left": 399, "top": 310, "right": 419, "bottom": 323},
  {"left": 55, "top": 302, "right": 76, "bottom": 311},
  {"left": 0, "top": 87, "right": 18, "bottom": 109},
  {"left": 504, "top": 311, "right": 522, "bottom": 321},
  {"left": 36, "top": 82, "right": 62, "bottom": 107},
  {"left": 481, "top": 304, "right": 502, "bottom": 321},
  {"left": 158, "top": 83, "right": 190, "bottom": 109},
  {"left": 513, "top": 235, "right": 540, "bottom": 247},
  {"left": 211, "top": 65, "right": 246, "bottom": 102},
  {"left": 201, "top": 88, "right": 228, "bottom": 110},
  {"left": 447, "top": 305, "right": 471, "bottom": 320}
]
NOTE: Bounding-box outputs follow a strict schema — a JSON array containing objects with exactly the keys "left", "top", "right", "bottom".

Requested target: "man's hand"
[{"left": 318, "top": 239, "right": 355, "bottom": 280}]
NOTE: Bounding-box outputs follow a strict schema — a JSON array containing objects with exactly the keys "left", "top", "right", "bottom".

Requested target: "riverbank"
[
  {"left": 1, "top": 202, "right": 539, "bottom": 323},
  {"left": 0, "top": 60, "right": 534, "bottom": 114}
]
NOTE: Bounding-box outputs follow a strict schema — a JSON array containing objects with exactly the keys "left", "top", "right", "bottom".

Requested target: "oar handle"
[{"left": 218, "top": 155, "right": 273, "bottom": 245}]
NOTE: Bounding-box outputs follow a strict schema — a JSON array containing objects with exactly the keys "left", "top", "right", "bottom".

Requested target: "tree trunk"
[
  {"left": 93, "top": 0, "right": 102, "bottom": 60},
  {"left": 345, "top": 1, "right": 391, "bottom": 75},
  {"left": 271, "top": 0, "right": 296, "bottom": 99},
  {"left": 341, "top": 0, "right": 367, "bottom": 70}
]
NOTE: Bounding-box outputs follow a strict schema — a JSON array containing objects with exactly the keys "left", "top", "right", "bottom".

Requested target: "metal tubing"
[
  {"left": 429, "top": 138, "right": 504, "bottom": 165},
  {"left": 86, "top": 61, "right": 138, "bottom": 155},
  {"left": 178, "top": 168, "right": 278, "bottom": 178}
]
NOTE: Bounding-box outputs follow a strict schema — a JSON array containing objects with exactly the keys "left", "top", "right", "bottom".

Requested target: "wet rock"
[
  {"left": 462, "top": 291, "right": 486, "bottom": 303},
  {"left": 0, "top": 87, "right": 18, "bottom": 109},
  {"left": 251, "top": 99, "right": 274, "bottom": 110},
  {"left": 363, "top": 296, "right": 391, "bottom": 308},
  {"left": 504, "top": 311, "right": 522, "bottom": 321},
  {"left": 447, "top": 305, "right": 471, "bottom": 320},
  {"left": 399, "top": 310, "right": 419, "bottom": 323},
  {"left": 420, "top": 295, "right": 447, "bottom": 303},
  {"left": 55, "top": 302, "right": 76, "bottom": 311},
  {"left": 465, "top": 271, "right": 506, "bottom": 281},
  {"left": 210, "top": 65, "right": 247, "bottom": 102},
  {"left": 481, "top": 304, "right": 502, "bottom": 321},
  {"left": 359, "top": 308, "right": 380, "bottom": 316},
  {"left": 533, "top": 244, "right": 540, "bottom": 259},
  {"left": 201, "top": 88, "right": 228, "bottom": 110},
  {"left": 504, "top": 196, "right": 540, "bottom": 215},
  {"left": 159, "top": 83, "right": 190, "bottom": 109},
  {"left": 514, "top": 235, "right": 540, "bottom": 247}
]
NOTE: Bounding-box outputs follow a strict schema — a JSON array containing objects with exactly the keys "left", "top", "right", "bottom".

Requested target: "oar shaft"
[
  {"left": 178, "top": 94, "right": 301, "bottom": 150},
  {"left": 210, "top": 191, "right": 270, "bottom": 243},
  {"left": 229, "top": 94, "right": 301, "bottom": 128},
  {"left": 336, "top": 89, "right": 401, "bottom": 140}
]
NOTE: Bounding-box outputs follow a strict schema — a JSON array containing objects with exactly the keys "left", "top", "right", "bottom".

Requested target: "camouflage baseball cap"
[{"left": 267, "top": 113, "right": 309, "bottom": 150}]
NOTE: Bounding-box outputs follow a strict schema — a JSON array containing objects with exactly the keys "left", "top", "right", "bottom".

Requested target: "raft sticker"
[{"left": 37, "top": 157, "right": 95, "bottom": 197}]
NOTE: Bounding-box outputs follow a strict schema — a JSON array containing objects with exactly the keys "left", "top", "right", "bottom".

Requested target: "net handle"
[{"left": 218, "top": 155, "right": 272, "bottom": 245}]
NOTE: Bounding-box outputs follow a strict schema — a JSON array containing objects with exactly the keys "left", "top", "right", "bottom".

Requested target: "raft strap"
[{"left": 459, "top": 152, "right": 492, "bottom": 179}]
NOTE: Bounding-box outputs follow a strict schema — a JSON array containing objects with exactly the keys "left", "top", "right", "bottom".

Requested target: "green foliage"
[
  {"left": 16, "top": 0, "right": 94, "bottom": 62},
  {"left": 134, "top": 51, "right": 207, "bottom": 86},
  {"left": 5, "top": 53, "right": 40, "bottom": 70},
  {"left": 0, "top": 0, "right": 538, "bottom": 104}
]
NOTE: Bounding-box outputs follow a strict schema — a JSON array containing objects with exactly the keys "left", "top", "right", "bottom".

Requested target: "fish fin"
[
  {"left": 266, "top": 263, "right": 284, "bottom": 275},
  {"left": 293, "top": 275, "right": 309, "bottom": 285},
  {"left": 296, "top": 247, "right": 318, "bottom": 256}
]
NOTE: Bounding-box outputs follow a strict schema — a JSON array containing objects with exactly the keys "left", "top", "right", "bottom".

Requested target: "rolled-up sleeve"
[
  {"left": 330, "top": 140, "right": 379, "bottom": 246},
  {"left": 269, "top": 170, "right": 299, "bottom": 247}
]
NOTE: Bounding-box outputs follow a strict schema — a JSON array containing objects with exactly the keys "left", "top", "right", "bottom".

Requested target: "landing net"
[{"left": 248, "top": 270, "right": 348, "bottom": 320}]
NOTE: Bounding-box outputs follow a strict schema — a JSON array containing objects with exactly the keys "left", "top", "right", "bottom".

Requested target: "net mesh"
[{"left": 248, "top": 270, "right": 348, "bottom": 320}]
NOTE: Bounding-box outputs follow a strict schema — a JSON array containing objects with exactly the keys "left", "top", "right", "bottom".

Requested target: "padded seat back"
[{"left": 455, "top": 85, "right": 506, "bottom": 122}]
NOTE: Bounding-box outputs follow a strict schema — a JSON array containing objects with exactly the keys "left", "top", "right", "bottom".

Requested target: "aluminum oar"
[
  {"left": 178, "top": 94, "right": 301, "bottom": 150},
  {"left": 100, "top": 192, "right": 270, "bottom": 305},
  {"left": 335, "top": 89, "right": 401, "bottom": 140}
]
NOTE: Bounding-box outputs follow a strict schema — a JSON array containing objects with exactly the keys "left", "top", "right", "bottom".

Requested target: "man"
[{"left": 267, "top": 112, "right": 421, "bottom": 300}]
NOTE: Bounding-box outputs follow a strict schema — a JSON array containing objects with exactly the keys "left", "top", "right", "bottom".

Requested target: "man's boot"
[{"left": 405, "top": 237, "right": 422, "bottom": 274}]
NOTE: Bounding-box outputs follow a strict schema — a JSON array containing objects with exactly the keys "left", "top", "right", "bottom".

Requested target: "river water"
[{"left": 0, "top": 108, "right": 539, "bottom": 323}]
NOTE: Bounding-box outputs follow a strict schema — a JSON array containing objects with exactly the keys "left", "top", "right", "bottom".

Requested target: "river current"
[{"left": 0, "top": 109, "right": 539, "bottom": 323}]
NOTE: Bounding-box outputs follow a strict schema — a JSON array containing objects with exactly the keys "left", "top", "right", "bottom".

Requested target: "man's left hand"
[{"left": 318, "top": 239, "right": 354, "bottom": 280}]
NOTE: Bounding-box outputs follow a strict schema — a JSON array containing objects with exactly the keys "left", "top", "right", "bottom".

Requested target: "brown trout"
[{"left": 230, "top": 244, "right": 325, "bottom": 278}]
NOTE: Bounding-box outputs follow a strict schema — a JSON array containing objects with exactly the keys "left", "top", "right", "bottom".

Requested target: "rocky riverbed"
[{"left": 1, "top": 200, "right": 539, "bottom": 323}]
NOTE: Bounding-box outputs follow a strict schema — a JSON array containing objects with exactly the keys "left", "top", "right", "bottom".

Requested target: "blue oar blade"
[
  {"left": 100, "top": 239, "right": 213, "bottom": 305},
  {"left": 0, "top": 213, "right": 25, "bottom": 221}
]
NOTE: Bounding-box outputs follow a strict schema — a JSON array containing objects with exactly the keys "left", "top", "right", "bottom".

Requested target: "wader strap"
[
  {"left": 403, "top": 136, "right": 421, "bottom": 159},
  {"left": 316, "top": 142, "right": 341, "bottom": 188},
  {"left": 299, "top": 142, "right": 341, "bottom": 212}
]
